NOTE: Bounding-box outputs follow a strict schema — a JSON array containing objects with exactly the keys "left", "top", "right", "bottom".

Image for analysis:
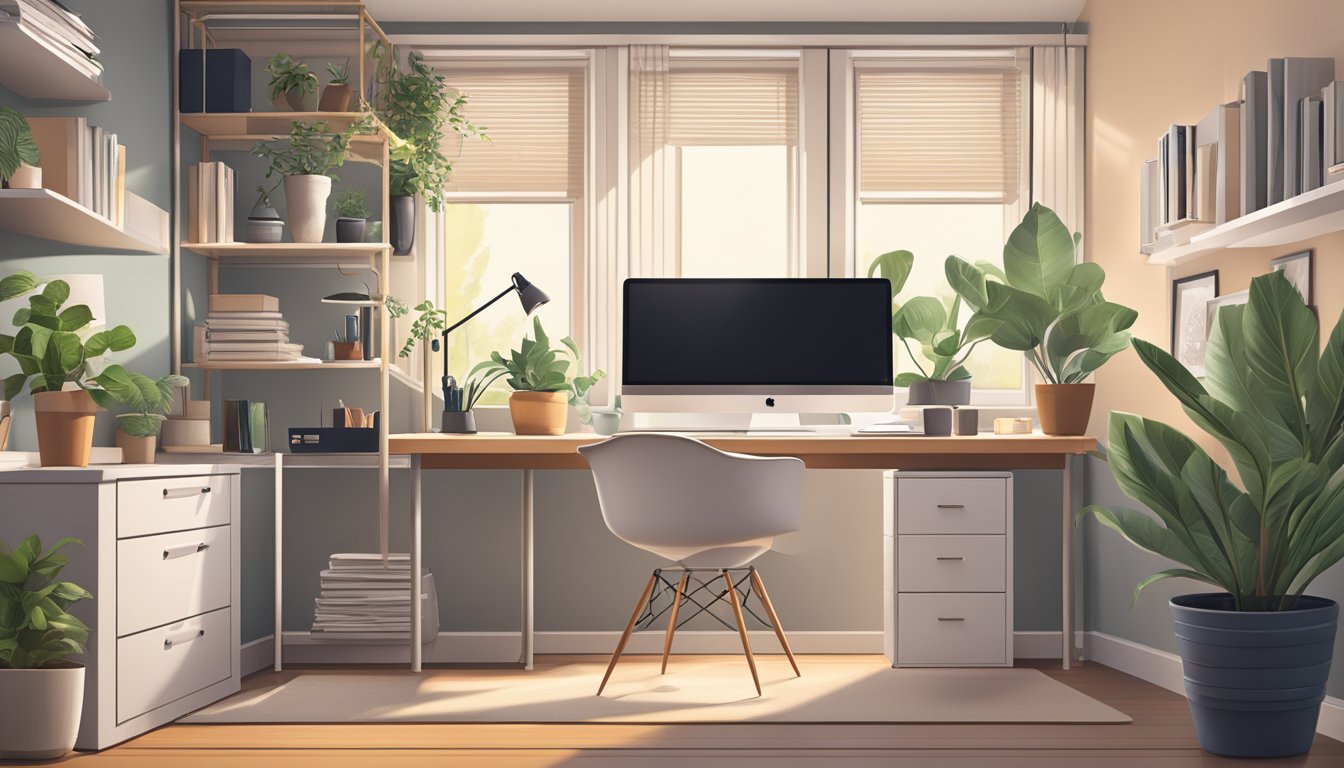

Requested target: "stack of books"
[
  {"left": 187, "top": 161, "right": 236, "bottom": 243},
  {"left": 195, "top": 293, "right": 318, "bottom": 364},
  {"left": 26, "top": 116, "right": 126, "bottom": 224},
  {"left": 160, "top": 385, "right": 217, "bottom": 453},
  {"left": 0, "top": 0, "right": 101, "bottom": 83},
  {"left": 310, "top": 554, "right": 439, "bottom": 643}
]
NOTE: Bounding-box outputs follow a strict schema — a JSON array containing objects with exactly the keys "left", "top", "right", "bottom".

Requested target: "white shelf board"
[
  {"left": 183, "top": 359, "right": 382, "bottom": 371},
  {"left": 1147, "top": 181, "right": 1344, "bottom": 265},
  {"left": 0, "top": 188, "right": 168, "bottom": 254},
  {"left": 0, "top": 20, "right": 109, "bottom": 102},
  {"left": 156, "top": 452, "right": 408, "bottom": 469}
]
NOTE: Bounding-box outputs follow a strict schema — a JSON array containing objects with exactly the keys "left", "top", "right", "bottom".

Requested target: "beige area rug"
[{"left": 184, "top": 657, "right": 1130, "bottom": 724}]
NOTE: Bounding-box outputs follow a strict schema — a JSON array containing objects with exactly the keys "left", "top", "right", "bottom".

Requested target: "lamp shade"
[
  {"left": 321, "top": 291, "right": 380, "bottom": 306},
  {"left": 512, "top": 272, "right": 550, "bottom": 315}
]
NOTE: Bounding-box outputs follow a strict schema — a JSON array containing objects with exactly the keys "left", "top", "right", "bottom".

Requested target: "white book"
[
  {"left": 1282, "top": 58, "right": 1334, "bottom": 197},
  {"left": 1326, "top": 82, "right": 1344, "bottom": 185},
  {"left": 1196, "top": 102, "right": 1241, "bottom": 224},
  {"left": 1139, "top": 159, "right": 1157, "bottom": 251},
  {"left": 1302, "top": 95, "right": 1323, "bottom": 192},
  {"left": 207, "top": 310, "right": 284, "bottom": 320},
  {"left": 1268, "top": 58, "right": 1286, "bottom": 204},
  {"left": 1241, "top": 71, "right": 1268, "bottom": 214},
  {"left": 331, "top": 553, "right": 412, "bottom": 562},
  {"left": 200, "top": 162, "right": 216, "bottom": 243}
]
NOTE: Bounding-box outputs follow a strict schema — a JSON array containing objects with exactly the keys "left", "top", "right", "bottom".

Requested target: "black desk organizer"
[{"left": 288, "top": 412, "right": 380, "bottom": 453}]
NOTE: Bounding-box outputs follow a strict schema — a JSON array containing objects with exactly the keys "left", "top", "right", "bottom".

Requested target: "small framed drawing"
[
  {"left": 1203, "top": 288, "right": 1251, "bottom": 367},
  {"left": 1270, "top": 249, "right": 1313, "bottom": 305},
  {"left": 1171, "top": 270, "right": 1219, "bottom": 377}
]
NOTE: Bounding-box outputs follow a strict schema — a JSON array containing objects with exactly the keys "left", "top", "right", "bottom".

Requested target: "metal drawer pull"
[
  {"left": 163, "top": 628, "right": 205, "bottom": 649},
  {"left": 162, "top": 542, "right": 210, "bottom": 560},
  {"left": 935, "top": 556, "right": 965, "bottom": 561},
  {"left": 937, "top": 617, "right": 966, "bottom": 622},
  {"left": 936, "top": 503, "right": 964, "bottom": 509},
  {"left": 163, "top": 486, "right": 211, "bottom": 499}
]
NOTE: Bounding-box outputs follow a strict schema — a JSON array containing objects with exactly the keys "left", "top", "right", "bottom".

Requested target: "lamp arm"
[{"left": 442, "top": 284, "right": 517, "bottom": 338}]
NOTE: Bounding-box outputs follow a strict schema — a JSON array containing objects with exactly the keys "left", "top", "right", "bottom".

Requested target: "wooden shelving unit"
[
  {"left": 182, "top": 359, "right": 381, "bottom": 371},
  {"left": 0, "top": 188, "right": 168, "bottom": 254},
  {"left": 0, "top": 18, "right": 109, "bottom": 102},
  {"left": 1147, "top": 181, "right": 1344, "bottom": 265},
  {"left": 185, "top": 242, "right": 392, "bottom": 266}
]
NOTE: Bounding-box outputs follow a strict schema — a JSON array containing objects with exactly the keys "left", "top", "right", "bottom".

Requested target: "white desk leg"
[
  {"left": 1061, "top": 454, "right": 1073, "bottom": 670},
  {"left": 412, "top": 454, "right": 423, "bottom": 672},
  {"left": 521, "top": 468, "right": 534, "bottom": 670},
  {"left": 274, "top": 452, "right": 283, "bottom": 672}
]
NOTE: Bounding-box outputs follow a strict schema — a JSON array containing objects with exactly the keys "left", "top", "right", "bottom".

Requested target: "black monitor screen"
[{"left": 622, "top": 279, "right": 893, "bottom": 386}]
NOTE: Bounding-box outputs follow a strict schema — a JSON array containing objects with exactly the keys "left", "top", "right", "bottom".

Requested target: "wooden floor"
[{"left": 50, "top": 656, "right": 1344, "bottom": 766}]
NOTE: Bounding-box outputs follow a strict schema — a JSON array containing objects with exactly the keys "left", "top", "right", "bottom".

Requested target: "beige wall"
[{"left": 1080, "top": 0, "right": 1344, "bottom": 450}]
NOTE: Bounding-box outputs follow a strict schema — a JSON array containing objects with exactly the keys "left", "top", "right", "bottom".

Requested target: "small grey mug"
[
  {"left": 955, "top": 408, "right": 980, "bottom": 436},
  {"left": 923, "top": 407, "right": 953, "bottom": 436}
]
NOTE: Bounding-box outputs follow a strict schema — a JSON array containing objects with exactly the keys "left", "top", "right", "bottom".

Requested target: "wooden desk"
[{"left": 390, "top": 432, "right": 1096, "bottom": 672}]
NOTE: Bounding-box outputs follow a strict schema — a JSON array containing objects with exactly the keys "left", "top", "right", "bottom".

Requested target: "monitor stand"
[{"left": 630, "top": 412, "right": 816, "bottom": 434}]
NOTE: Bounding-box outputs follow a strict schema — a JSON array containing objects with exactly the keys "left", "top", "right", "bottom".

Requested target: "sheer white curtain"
[
  {"left": 1031, "top": 45, "right": 1086, "bottom": 247},
  {"left": 628, "top": 45, "right": 676, "bottom": 278}
]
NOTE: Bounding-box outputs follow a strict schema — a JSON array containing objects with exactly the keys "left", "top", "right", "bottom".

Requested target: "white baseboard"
[{"left": 241, "top": 636, "right": 275, "bottom": 676}]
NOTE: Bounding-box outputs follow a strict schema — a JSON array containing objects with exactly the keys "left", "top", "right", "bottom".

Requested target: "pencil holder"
[{"left": 333, "top": 341, "right": 362, "bottom": 360}]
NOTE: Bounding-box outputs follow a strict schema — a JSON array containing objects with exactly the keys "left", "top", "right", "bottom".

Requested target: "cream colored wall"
[{"left": 1080, "top": 0, "right": 1344, "bottom": 449}]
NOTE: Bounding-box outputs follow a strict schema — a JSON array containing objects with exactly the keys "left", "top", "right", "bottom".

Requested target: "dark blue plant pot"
[{"left": 1171, "top": 593, "right": 1338, "bottom": 757}]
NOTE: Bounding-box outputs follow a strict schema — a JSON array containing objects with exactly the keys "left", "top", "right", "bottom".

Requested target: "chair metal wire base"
[{"left": 635, "top": 567, "right": 772, "bottom": 633}]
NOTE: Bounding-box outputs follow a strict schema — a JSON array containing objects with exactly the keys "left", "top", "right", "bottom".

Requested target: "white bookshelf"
[
  {"left": 0, "top": 188, "right": 168, "bottom": 254},
  {"left": 1147, "top": 181, "right": 1344, "bottom": 265},
  {"left": 0, "top": 19, "right": 108, "bottom": 102}
]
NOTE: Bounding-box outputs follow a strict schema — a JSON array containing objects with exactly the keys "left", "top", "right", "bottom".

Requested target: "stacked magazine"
[
  {"left": 311, "top": 553, "right": 438, "bottom": 643},
  {"left": 0, "top": 0, "right": 101, "bottom": 82}
]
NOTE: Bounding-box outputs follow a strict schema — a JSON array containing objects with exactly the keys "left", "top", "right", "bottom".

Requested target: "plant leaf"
[{"left": 1002, "top": 203, "right": 1077, "bottom": 298}]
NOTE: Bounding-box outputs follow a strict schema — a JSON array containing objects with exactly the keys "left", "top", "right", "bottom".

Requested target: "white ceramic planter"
[
  {"left": 283, "top": 174, "right": 331, "bottom": 243},
  {"left": 8, "top": 162, "right": 42, "bottom": 189},
  {"left": 0, "top": 664, "right": 85, "bottom": 760}
]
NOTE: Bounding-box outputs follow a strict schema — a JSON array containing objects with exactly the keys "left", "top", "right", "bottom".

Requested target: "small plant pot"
[
  {"left": 441, "top": 410, "right": 477, "bottom": 434},
  {"left": 335, "top": 217, "right": 367, "bottom": 243},
  {"left": 116, "top": 428, "right": 157, "bottom": 464},
  {"left": 6, "top": 162, "right": 42, "bottom": 189},
  {"left": 508, "top": 391, "right": 568, "bottom": 435},
  {"left": 245, "top": 205, "right": 284, "bottom": 243},
  {"left": 1035, "top": 383, "right": 1095, "bottom": 435},
  {"left": 1171, "top": 593, "right": 1338, "bottom": 757},
  {"left": 274, "top": 87, "right": 317, "bottom": 112},
  {"left": 907, "top": 379, "right": 972, "bottom": 406},
  {"left": 333, "top": 341, "right": 362, "bottom": 360},
  {"left": 319, "top": 82, "right": 352, "bottom": 112},
  {"left": 591, "top": 410, "right": 622, "bottom": 436},
  {"left": 283, "top": 174, "right": 331, "bottom": 243},
  {"left": 33, "top": 389, "right": 99, "bottom": 468},
  {"left": 389, "top": 194, "right": 416, "bottom": 255},
  {"left": 0, "top": 663, "right": 85, "bottom": 760}
]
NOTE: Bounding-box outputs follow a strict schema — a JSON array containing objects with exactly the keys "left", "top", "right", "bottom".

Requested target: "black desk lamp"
[{"left": 440, "top": 272, "right": 550, "bottom": 432}]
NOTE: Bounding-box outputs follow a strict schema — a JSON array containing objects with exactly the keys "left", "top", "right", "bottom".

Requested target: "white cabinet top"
[{"left": 0, "top": 456, "right": 240, "bottom": 484}]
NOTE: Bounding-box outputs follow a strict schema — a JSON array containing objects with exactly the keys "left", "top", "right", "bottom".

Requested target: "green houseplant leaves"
[
  {"left": 470, "top": 316, "right": 605, "bottom": 408},
  {"left": 0, "top": 535, "right": 92, "bottom": 670},
  {"left": 252, "top": 120, "right": 359, "bottom": 180},
  {"left": 1080, "top": 271, "right": 1344, "bottom": 611},
  {"left": 0, "top": 107, "right": 40, "bottom": 184}
]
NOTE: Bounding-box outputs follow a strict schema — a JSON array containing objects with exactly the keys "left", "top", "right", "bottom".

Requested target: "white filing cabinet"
[
  {"left": 0, "top": 464, "right": 242, "bottom": 750},
  {"left": 883, "top": 471, "right": 1013, "bottom": 667}
]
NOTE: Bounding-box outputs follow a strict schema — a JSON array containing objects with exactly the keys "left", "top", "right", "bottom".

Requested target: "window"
[
  {"left": 851, "top": 52, "right": 1031, "bottom": 405},
  {"left": 435, "top": 58, "right": 587, "bottom": 404}
]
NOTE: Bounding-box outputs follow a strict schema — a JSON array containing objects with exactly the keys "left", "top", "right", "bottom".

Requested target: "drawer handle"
[
  {"left": 163, "top": 628, "right": 205, "bottom": 649},
  {"left": 163, "top": 487, "right": 212, "bottom": 499},
  {"left": 937, "top": 617, "right": 966, "bottom": 622},
  {"left": 935, "top": 556, "right": 965, "bottom": 561},
  {"left": 936, "top": 504, "right": 965, "bottom": 509},
  {"left": 162, "top": 542, "right": 210, "bottom": 560}
]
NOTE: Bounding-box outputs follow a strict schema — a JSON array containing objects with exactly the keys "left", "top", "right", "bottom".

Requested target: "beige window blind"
[
  {"left": 668, "top": 64, "right": 798, "bottom": 147},
  {"left": 857, "top": 57, "right": 1024, "bottom": 202},
  {"left": 439, "top": 66, "right": 585, "bottom": 197}
]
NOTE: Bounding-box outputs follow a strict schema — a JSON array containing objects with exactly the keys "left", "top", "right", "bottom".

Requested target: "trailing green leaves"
[{"left": 0, "top": 535, "right": 91, "bottom": 669}]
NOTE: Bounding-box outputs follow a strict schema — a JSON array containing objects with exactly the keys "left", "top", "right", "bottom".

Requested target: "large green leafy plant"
[
  {"left": 252, "top": 120, "right": 355, "bottom": 179},
  {"left": 949, "top": 203, "right": 1136, "bottom": 384},
  {"left": 265, "top": 54, "right": 318, "bottom": 105},
  {"left": 471, "top": 316, "right": 604, "bottom": 408},
  {"left": 0, "top": 535, "right": 91, "bottom": 669},
  {"left": 0, "top": 106, "right": 39, "bottom": 184},
  {"left": 1082, "top": 271, "right": 1344, "bottom": 611}
]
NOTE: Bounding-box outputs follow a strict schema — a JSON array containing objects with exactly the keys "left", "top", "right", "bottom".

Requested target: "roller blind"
[
  {"left": 439, "top": 66, "right": 585, "bottom": 196},
  {"left": 857, "top": 56, "right": 1024, "bottom": 202},
  {"left": 668, "top": 64, "right": 798, "bottom": 147}
]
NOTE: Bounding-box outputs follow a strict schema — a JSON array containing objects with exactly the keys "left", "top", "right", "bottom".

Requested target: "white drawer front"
[
  {"left": 897, "top": 535, "right": 1006, "bottom": 593},
  {"left": 117, "top": 526, "right": 231, "bottom": 637},
  {"left": 117, "top": 608, "right": 231, "bottom": 722},
  {"left": 897, "top": 593, "right": 1008, "bottom": 666},
  {"left": 118, "top": 475, "right": 231, "bottom": 538},
  {"left": 897, "top": 477, "right": 1007, "bottom": 535}
]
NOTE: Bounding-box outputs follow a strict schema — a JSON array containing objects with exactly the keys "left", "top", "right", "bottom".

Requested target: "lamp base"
[{"left": 440, "top": 411, "right": 477, "bottom": 434}]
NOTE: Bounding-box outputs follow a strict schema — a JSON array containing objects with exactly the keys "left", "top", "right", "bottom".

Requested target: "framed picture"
[
  {"left": 1270, "top": 249, "right": 1313, "bottom": 305},
  {"left": 1171, "top": 270, "right": 1219, "bottom": 377},
  {"left": 1204, "top": 289, "right": 1251, "bottom": 361}
]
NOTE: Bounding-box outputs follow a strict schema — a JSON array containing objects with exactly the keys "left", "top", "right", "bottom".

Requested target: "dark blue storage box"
[{"left": 179, "top": 48, "right": 251, "bottom": 113}]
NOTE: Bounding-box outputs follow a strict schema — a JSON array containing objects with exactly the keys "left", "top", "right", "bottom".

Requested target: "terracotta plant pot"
[
  {"left": 0, "top": 663, "right": 85, "bottom": 760},
  {"left": 283, "top": 174, "right": 331, "bottom": 243},
  {"left": 116, "top": 429, "right": 156, "bottom": 464},
  {"left": 319, "top": 82, "right": 352, "bottom": 112},
  {"left": 508, "top": 391, "right": 569, "bottom": 435},
  {"left": 1035, "top": 383, "right": 1096, "bottom": 436},
  {"left": 33, "top": 390, "right": 99, "bottom": 467}
]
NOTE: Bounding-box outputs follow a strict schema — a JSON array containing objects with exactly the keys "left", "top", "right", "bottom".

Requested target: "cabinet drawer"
[
  {"left": 897, "top": 477, "right": 1007, "bottom": 535},
  {"left": 897, "top": 593, "right": 1008, "bottom": 666},
  {"left": 117, "top": 475, "right": 231, "bottom": 538},
  {"left": 117, "top": 608, "right": 231, "bottom": 722},
  {"left": 117, "top": 526, "right": 231, "bottom": 636},
  {"left": 898, "top": 535, "right": 1006, "bottom": 593}
]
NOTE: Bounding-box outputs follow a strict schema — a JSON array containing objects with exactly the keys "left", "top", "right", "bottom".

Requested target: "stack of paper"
[
  {"left": 187, "top": 162, "right": 236, "bottom": 243},
  {"left": 195, "top": 294, "right": 316, "bottom": 363},
  {"left": 310, "top": 554, "right": 438, "bottom": 643},
  {"left": 0, "top": 0, "right": 101, "bottom": 82}
]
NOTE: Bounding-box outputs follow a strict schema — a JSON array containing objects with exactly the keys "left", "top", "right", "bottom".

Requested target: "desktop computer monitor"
[{"left": 622, "top": 278, "right": 894, "bottom": 413}]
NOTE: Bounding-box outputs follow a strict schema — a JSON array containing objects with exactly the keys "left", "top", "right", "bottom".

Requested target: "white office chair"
[{"left": 579, "top": 433, "right": 804, "bottom": 696}]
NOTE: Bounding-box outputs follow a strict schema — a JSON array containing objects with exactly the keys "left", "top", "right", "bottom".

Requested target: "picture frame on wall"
[
  {"left": 1270, "top": 249, "right": 1313, "bottom": 305},
  {"left": 1203, "top": 289, "right": 1251, "bottom": 366},
  {"left": 1171, "top": 270, "right": 1219, "bottom": 378}
]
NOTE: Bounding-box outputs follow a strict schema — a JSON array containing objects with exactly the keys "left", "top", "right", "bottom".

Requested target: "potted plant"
[
  {"left": 370, "top": 43, "right": 484, "bottom": 255},
  {"left": 245, "top": 183, "right": 284, "bottom": 243},
  {"left": 1081, "top": 270, "right": 1342, "bottom": 758},
  {"left": 0, "top": 271, "right": 136, "bottom": 467},
  {"left": 470, "top": 316, "right": 603, "bottom": 436},
  {"left": 947, "top": 203, "right": 1136, "bottom": 434},
  {"left": 102, "top": 368, "right": 189, "bottom": 464},
  {"left": 252, "top": 120, "right": 354, "bottom": 243},
  {"left": 0, "top": 535, "right": 92, "bottom": 760},
  {"left": 319, "top": 60, "right": 353, "bottom": 112},
  {"left": 332, "top": 188, "right": 370, "bottom": 243},
  {"left": 266, "top": 53, "right": 318, "bottom": 111},
  {"left": 0, "top": 106, "right": 41, "bottom": 189}
]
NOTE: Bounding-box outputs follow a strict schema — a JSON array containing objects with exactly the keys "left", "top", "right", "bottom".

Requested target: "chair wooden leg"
[
  {"left": 723, "top": 570, "right": 761, "bottom": 696},
  {"left": 661, "top": 572, "right": 689, "bottom": 674},
  {"left": 597, "top": 572, "right": 658, "bottom": 696},
  {"left": 750, "top": 567, "right": 800, "bottom": 678}
]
